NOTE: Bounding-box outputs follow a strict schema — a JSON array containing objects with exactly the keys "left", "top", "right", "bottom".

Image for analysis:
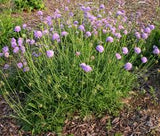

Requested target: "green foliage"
[
  {"left": 0, "top": 12, "right": 22, "bottom": 49},
  {"left": 13, "top": 0, "right": 45, "bottom": 11}
]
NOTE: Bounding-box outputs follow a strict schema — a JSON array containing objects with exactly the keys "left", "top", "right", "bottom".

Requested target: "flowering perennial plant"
[{"left": 0, "top": 2, "right": 159, "bottom": 134}]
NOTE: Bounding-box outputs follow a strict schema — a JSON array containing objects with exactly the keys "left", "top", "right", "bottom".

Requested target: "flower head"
[
  {"left": 100, "top": 4, "right": 105, "bottom": 9},
  {"left": 78, "top": 25, "right": 85, "bottom": 31},
  {"left": 134, "top": 47, "right": 141, "bottom": 54},
  {"left": 65, "top": 6, "right": 69, "bottom": 11},
  {"left": 14, "top": 26, "right": 21, "bottom": 32},
  {"left": 20, "top": 46, "right": 25, "bottom": 53},
  {"left": 141, "top": 33, "right": 148, "bottom": 40},
  {"left": 85, "top": 31, "right": 92, "bottom": 37},
  {"left": 106, "top": 36, "right": 114, "bottom": 43},
  {"left": 34, "top": 31, "right": 43, "bottom": 38},
  {"left": 52, "top": 33, "right": 60, "bottom": 41},
  {"left": 18, "top": 38, "right": 23, "bottom": 46},
  {"left": 61, "top": 31, "right": 68, "bottom": 36},
  {"left": 149, "top": 25, "right": 155, "bottom": 30},
  {"left": 144, "top": 27, "right": 151, "bottom": 33},
  {"left": 2, "top": 46, "right": 9, "bottom": 53},
  {"left": 75, "top": 52, "right": 81, "bottom": 56},
  {"left": 30, "top": 39, "right": 35, "bottom": 45},
  {"left": 96, "top": 45, "right": 104, "bottom": 53},
  {"left": 103, "top": 29, "right": 107, "bottom": 34},
  {"left": 115, "top": 53, "right": 121, "bottom": 60},
  {"left": 124, "top": 62, "right": 132, "bottom": 70},
  {"left": 123, "top": 30, "right": 128, "bottom": 35},
  {"left": 4, "top": 64, "right": 10, "bottom": 70},
  {"left": 46, "top": 50, "right": 54, "bottom": 58},
  {"left": 0, "top": 53, "right": 3, "bottom": 57},
  {"left": 116, "top": 10, "right": 124, "bottom": 16},
  {"left": 80, "top": 63, "right": 92, "bottom": 72},
  {"left": 23, "top": 67, "right": 30, "bottom": 72},
  {"left": 13, "top": 47, "right": 19, "bottom": 54},
  {"left": 4, "top": 52, "right": 9, "bottom": 58},
  {"left": 11, "top": 42, "right": 17, "bottom": 48},
  {"left": 122, "top": 47, "right": 128, "bottom": 54},
  {"left": 74, "top": 21, "right": 79, "bottom": 25},
  {"left": 114, "top": 33, "right": 121, "bottom": 39},
  {"left": 11, "top": 38, "right": 16, "bottom": 43},
  {"left": 37, "top": 11, "right": 43, "bottom": 16},
  {"left": 22, "top": 24, "right": 27, "bottom": 29},
  {"left": 141, "top": 57, "right": 147, "bottom": 63},
  {"left": 135, "top": 32, "right": 141, "bottom": 39},
  {"left": 17, "top": 62, "right": 23, "bottom": 69},
  {"left": 153, "top": 46, "right": 160, "bottom": 55}
]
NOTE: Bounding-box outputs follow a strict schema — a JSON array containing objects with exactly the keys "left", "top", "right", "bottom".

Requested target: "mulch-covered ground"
[{"left": 1, "top": 0, "right": 160, "bottom": 135}]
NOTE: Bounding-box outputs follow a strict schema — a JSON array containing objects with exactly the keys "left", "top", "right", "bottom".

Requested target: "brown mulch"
[
  {"left": 1, "top": 0, "right": 160, "bottom": 136},
  {"left": 63, "top": 93, "right": 160, "bottom": 136},
  {"left": 0, "top": 95, "right": 21, "bottom": 136}
]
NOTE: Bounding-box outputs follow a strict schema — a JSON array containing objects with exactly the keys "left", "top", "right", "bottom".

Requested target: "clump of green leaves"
[{"left": 13, "top": 0, "right": 45, "bottom": 11}]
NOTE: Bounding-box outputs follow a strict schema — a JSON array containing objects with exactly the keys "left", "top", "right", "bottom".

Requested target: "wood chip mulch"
[{"left": 63, "top": 93, "right": 160, "bottom": 136}]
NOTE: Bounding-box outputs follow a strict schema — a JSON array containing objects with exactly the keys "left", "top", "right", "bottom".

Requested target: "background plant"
[
  {"left": 13, "top": 0, "right": 45, "bottom": 11},
  {"left": 0, "top": 11, "right": 22, "bottom": 47}
]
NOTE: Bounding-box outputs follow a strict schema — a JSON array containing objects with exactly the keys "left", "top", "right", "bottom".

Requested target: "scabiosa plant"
[{"left": 0, "top": 2, "right": 157, "bottom": 135}]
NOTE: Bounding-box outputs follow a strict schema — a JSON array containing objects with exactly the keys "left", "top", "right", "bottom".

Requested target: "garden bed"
[{"left": 0, "top": 0, "right": 160, "bottom": 136}]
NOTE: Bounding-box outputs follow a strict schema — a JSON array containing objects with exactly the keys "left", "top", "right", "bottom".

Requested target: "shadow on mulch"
[{"left": 63, "top": 94, "right": 160, "bottom": 136}]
